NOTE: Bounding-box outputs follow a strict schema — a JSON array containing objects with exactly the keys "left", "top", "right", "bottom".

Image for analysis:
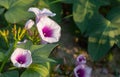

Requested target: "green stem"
[{"left": 0, "top": 40, "right": 18, "bottom": 73}]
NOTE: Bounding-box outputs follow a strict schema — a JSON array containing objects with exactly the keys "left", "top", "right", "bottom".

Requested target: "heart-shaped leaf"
[
  {"left": 88, "top": 6, "right": 120, "bottom": 61},
  {"left": 73, "top": 0, "right": 110, "bottom": 34}
]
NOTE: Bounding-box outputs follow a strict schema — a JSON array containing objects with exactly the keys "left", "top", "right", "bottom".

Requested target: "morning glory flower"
[
  {"left": 28, "top": 7, "right": 56, "bottom": 23},
  {"left": 36, "top": 16, "right": 61, "bottom": 43},
  {"left": 10, "top": 48, "right": 32, "bottom": 68},
  {"left": 28, "top": 7, "right": 61, "bottom": 43},
  {"left": 24, "top": 19, "right": 34, "bottom": 30},
  {"left": 76, "top": 54, "right": 86, "bottom": 65},
  {"left": 74, "top": 65, "right": 92, "bottom": 77}
]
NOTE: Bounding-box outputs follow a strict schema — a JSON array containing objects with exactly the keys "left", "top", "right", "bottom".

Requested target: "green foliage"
[
  {"left": 0, "top": 0, "right": 38, "bottom": 23},
  {"left": 58, "top": 0, "right": 74, "bottom": 4},
  {"left": 0, "top": 0, "right": 62, "bottom": 24},
  {"left": 60, "top": 0, "right": 120, "bottom": 61},
  {"left": 0, "top": 70, "right": 19, "bottom": 77},
  {"left": 0, "top": 52, "right": 5, "bottom": 62},
  {"left": 17, "top": 41, "right": 33, "bottom": 50},
  {"left": 0, "top": 7, "right": 5, "bottom": 15},
  {"left": 31, "top": 44, "right": 57, "bottom": 57},
  {"left": 88, "top": 6, "right": 120, "bottom": 60},
  {"left": 73, "top": 0, "right": 110, "bottom": 34},
  {"left": 21, "top": 64, "right": 49, "bottom": 77},
  {"left": 75, "top": 0, "right": 119, "bottom": 61},
  {"left": 0, "top": 36, "right": 9, "bottom": 50},
  {"left": 0, "top": 0, "right": 61, "bottom": 76},
  {"left": 16, "top": 41, "right": 57, "bottom": 76},
  {"left": 0, "top": 0, "right": 119, "bottom": 62},
  {"left": 17, "top": 41, "right": 57, "bottom": 63}
]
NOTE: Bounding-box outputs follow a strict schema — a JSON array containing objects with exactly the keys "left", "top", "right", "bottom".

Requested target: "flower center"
[
  {"left": 79, "top": 57, "right": 85, "bottom": 62},
  {"left": 42, "top": 26, "right": 53, "bottom": 37},
  {"left": 16, "top": 54, "right": 26, "bottom": 64},
  {"left": 76, "top": 68, "right": 85, "bottom": 77}
]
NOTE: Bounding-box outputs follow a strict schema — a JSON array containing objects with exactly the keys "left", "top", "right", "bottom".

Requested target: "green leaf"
[
  {"left": 0, "top": 37, "right": 8, "bottom": 49},
  {"left": 110, "top": 0, "right": 120, "bottom": 7},
  {"left": 49, "top": 2, "right": 62, "bottom": 23},
  {"left": 0, "top": 0, "right": 10, "bottom": 9},
  {"left": 10, "top": 0, "right": 38, "bottom": 8},
  {"left": 0, "top": 0, "right": 38, "bottom": 23},
  {"left": 72, "top": 0, "right": 119, "bottom": 61},
  {"left": 0, "top": 7, "right": 5, "bottom": 15},
  {"left": 88, "top": 6, "right": 120, "bottom": 61},
  {"left": 0, "top": 70, "right": 19, "bottom": 77},
  {"left": 106, "top": 6, "right": 120, "bottom": 48},
  {"left": 20, "top": 69, "right": 40, "bottom": 77},
  {"left": 32, "top": 55, "right": 55, "bottom": 64},
  {"left": 107, "top": 6, "right": 120, "bottom": 25},
  {"left": 17, "top": 42, "right": 57, "bottom": 63},
  {"left": 73, "top": 0, "right": 95, "bottom": 33},
  {"left": 17, "top": 41, "right": 33, "bottom": 50},
  {"left": 73, "top": 0, "right": 110, "bottom": 33},
  {"left": 21, "top": 64, "right": 49, "bottom": 77},
  {"left": 31, "top": 44, "right": 57, "bottom": 58},
  {"left": 0, "top": 52, "right": 5, "bottom": 62},
  {"left": 5, "top": 7, "right": 33, "bottom": 24},
  {"left": 88, "top": 32, "right": 110, "bottom": 61},
  {"left": 31, "top": 44, "right": 57, "bottom": 64}
]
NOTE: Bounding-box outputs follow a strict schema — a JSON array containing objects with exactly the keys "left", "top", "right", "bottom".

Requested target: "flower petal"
[
  {"left": 28, "top": 7, "right": 56, "bottom": 23},
  {"left": 28, "top": 7, "right": 40, "bottom": 16},
  {"left": 74, "top": 65, "right": 92, "bottom": 77},
  {"left": 76, "top": 54, "right": 86, "bottom": 65},
  {"left": 10, "top": 48, "right": 32, "bottom": 68},
  {"left": 84, "top": 66, "right": 92, "bottom": 77},
  {"left": 37, "top": 17, "right": 61, "bottom": 43},
  {"left": 25, "top": 19, "right": 34, "bottom": 30},
  {"left": 40, "top": 8, "right": 56, "bottom": 17},
  {"left": 74, "top": 65, "right": 85, "bottom": 77}
]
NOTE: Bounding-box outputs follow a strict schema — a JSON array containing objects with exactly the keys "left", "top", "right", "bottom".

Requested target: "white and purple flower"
[
  {"left": 28, "top": 7, "right": 56, "bottom": 23},
  {"left": 36, "top": 16, "right": 61, "bottom": 43},
  {"left": 76, "top": 54, "right": 86, "bottom": 65},
  {"left": 10, "top": 48, "right": 32, "bottom": 68},
  {"left": 74, "top": 65, "right": 92, "bottom": 77},
  {"left": 24, "top": 19, "right": 34, "bottom": 30},
  {"left": 28, "top": 7, "right": 61, "bottom": 43}
]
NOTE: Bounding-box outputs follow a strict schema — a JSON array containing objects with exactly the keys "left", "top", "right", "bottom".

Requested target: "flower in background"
[
  {"left": 74, "top": 65, "right": 92, "bottom": 77},
  {"left": 24, "top": 19, "right": 34, "bottom": 30},
  {"left": 74, "top": 65, "right": 85, "bottom": 77},
  {"left": 74, "top": 54, "right": 92, "bottom": 77},
  {"left": 76, "top": 54, "right": 86, "bottom": 65},
  {"left": 10, "top": 48, "right": 32, "bottom": 68},
  {"left": 28, "top": 7, "right": 61, "bottom": 43}
]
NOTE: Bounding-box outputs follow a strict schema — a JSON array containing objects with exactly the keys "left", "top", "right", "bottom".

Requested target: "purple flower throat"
[
  {"left": 77, "top": 68, "right": 85, "bottom": 77},
  {"left": 79, "top": 57, "right": 85, "bottom": 62},
  {"left": 42, "top": 26, "right": 53, "bottom": 37},
  {"left": 16, "top": 54, "right": 26, "bottom": 64}
]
